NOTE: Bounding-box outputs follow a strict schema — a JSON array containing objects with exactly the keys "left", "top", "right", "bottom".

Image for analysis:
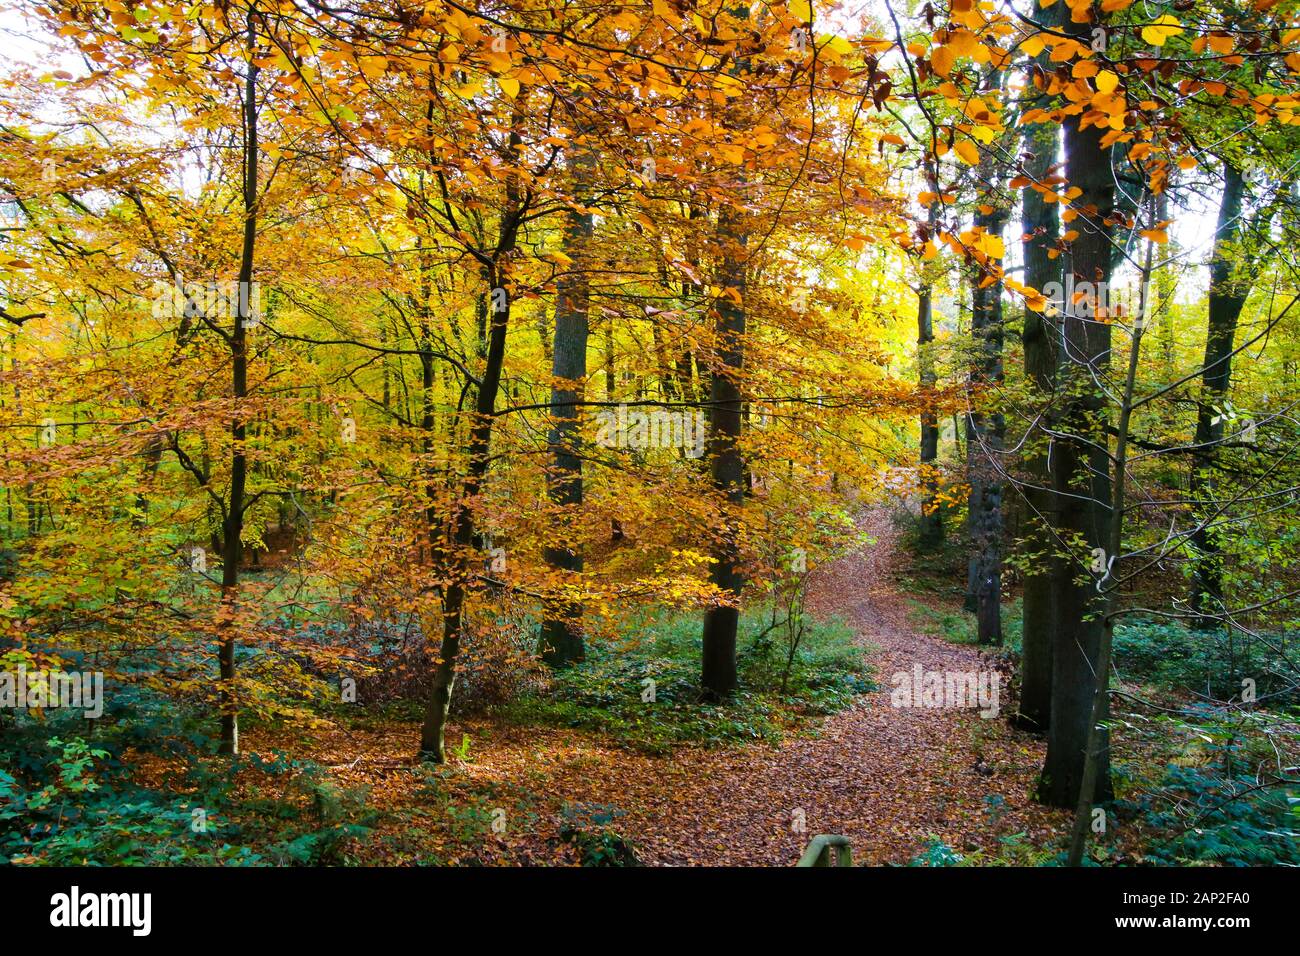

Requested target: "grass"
[
  {"left": 499, "top": 605, "right": 875, "bottom": 755},
  {"left": 906, "top": 596, "right": 1024, "bottom": 650}
]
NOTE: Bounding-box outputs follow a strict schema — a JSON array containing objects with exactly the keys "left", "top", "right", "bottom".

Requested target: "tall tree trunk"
[
  {"left": 700, "top": 203, "right": 747, "bottom": 701},
  {"left": 540, "top": 139, "right": 594, "bottom": 666},
  {"left": 966, "top": 119, "right": 1008, "bottom": 645},
  {"left": 1189, "top": 163, "right": 1248, "bottom": 629},
  {"left": 420, "top": 103, "right": 527, "bottom": 760},
  {"left": 1039, "top": 82, "right": 1114, "bottom": 808},
  {"left": 420, "top": 268, "right": 512, "bottom": 760},
  {"left": 1017, "top": 5, "right": 1062, "bottom": 728},
  {"left": 967, "top": 234, "right": 1006, "bottom": 645},
  {"left": 1068, "top": 203, "right": 1155, "bottom": 865},
  {"left": 218, "top": 12, "right": 260, "bottom": 756},
  {"left": 917, "top": 199, "right": 943, "bottom": 550}
]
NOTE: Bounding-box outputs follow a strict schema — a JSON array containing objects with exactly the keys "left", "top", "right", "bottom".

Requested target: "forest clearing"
[{"left": 0, "top": 0, "right": 1297, "bottom": 911}]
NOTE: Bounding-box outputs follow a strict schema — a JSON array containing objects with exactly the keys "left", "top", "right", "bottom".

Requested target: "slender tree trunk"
[
  {"left": 420, "top": 269, "right": 512, "bottom": 760},
  {"left": 541, "top": 140, "right": 594, "bottom": 666},
  {"left": 218, "top": 12, "right": 260, "bottom": 756},
  {"left": 1190, "top": 163, "right": 1248, "bottom": 629},
  {"left": 1068, "top": 207, "right": 1154, "bottom": 865},
  {"left": 420, "top": 104, "right": 527, "bottom": 760},
  {"left": 701, "top": 204, "right": 747, "bottom": 701},
  {"left": 1017, "top": 7, "right": 1062, "bottom": 728},
  {"left": 1039, "top": 86, "right": 1114, "bottom": 808},
  {"left": 967, "top": 124, "right": 1008, "bottom": 646},
  {"left": 963, "top": 271, "right": 982, "bottom": 613},
  {"left": 917, "top": 200, "right": 943, "bottom": 550}
]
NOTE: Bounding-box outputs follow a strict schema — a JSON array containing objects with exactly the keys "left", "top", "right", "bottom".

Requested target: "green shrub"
[
  {"left": 499, "top": 606, "right": 873, "bottom": 754},
  {"left": 1112, "top": 619, "right": 1295, "bottom": 702},
  {"left": 558, "top": 803, "right": 640, "bottom": 866}
]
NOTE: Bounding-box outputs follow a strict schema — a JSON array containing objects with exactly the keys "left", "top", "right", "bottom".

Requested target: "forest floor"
[{"left": 249, "top": 510, "right": 1071, "bottom": 865}]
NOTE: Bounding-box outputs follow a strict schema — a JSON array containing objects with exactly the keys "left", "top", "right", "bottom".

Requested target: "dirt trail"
[
  {"left": 287, "top": 510, "right": 1066, "bottom": 865},
  {"left": 525, "top": 510, "right": 1064, "bottom": 864}
]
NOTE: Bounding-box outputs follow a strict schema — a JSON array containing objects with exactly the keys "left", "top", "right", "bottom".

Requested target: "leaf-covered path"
[
  {"left": 270, "top": 511, "right": 1068, "bottom": 865},
  {"left": 507, "top": 510, "right": 1067, "bottom": 864}
]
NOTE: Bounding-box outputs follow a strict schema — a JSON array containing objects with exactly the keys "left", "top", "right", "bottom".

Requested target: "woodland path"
[
  {"left": 516, "top": 509, "right": 1066, "bottom": 864},
  {"left": 279, "top": 510, "right": 1067, "bottom": 865}
]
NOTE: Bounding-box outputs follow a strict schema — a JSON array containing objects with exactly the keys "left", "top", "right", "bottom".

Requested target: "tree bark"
[
  {"left": 217, "top": 13, "right": 260, "bottom": 756},
  {"left": 1189, "top": 163, "right": 1247, "bottom": 629},
  {"left": 1016, "top": 7, "right": 1062, "bottom": 728},
  {"left": 701, "top": 203, "right": 747, "bottom": 701},
  {"left": 420, "top": 102, "right": 527, "bottom": 760},
  {"left": 917, "top": 200, "right": 943, "bottom": 550},
  {"left": 1039, "top": 80, "right": 1113, "bottom": 808},
  {"left": 420, "top": 268, "right": 512, "bottom": 760},
  {"left": 540, "top": 138, "right": 594, "bottom": 667},
  {"left": 1068, "top": 200, "right": 1155, "bottom": 865},
  {"left": 966, "top": 123, "right": 1008, "bottom": 646}
]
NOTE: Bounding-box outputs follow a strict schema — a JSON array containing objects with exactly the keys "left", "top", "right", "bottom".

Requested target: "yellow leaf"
[
  {"left": 1095, "top": 70, "right": 1119, "bottom": 94},
  {"left": 1141, "top": 15, "right": 1183, "bottom": 47},
  {"left": 499, "top": 76, "right": 519, "bottom": 98},
  {"left": 1207, "top": 33, "right": 1234, "bottom": 55},
  {"left": 947, "top": 29, "right": 979, "bottom": 59},
  {"left": 825, "top": 35, "right": 852, "bottom": 57},
  {"left": 954, "top": 140, "right": 979, "bottom": 165},
  {"left": 931, "top": 44, "right": 956, "bottom": 77},
  {"left": 358, "top": 55, "right": 387, "bottom": 79}
]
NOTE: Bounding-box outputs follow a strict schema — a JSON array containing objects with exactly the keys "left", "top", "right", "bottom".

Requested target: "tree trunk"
[
  {"left": 1068, "top": 199, "right": 1155, "bottom": 865},
  {"left": 966, "top": 126, "right": 1008, "bottom": 646},
  {"left": 420, "top": 270, "right": 511, "bottom": 760},
  {"left": 701, "top": 203, "right": 747, "bottom": 701},
  {"left": 420, "top": 99, "right": 527, "bottom": 760},
  {"left": 917, "top": 200, "right": 943, "bottom": 550},
  {"left": 218, "top": 14, "right": 260, "bottom": 756},
  {"left": 1039, "top": 78, "right": 1114, "bottom": 808},
  {"left": 541, "top": 140, "right": 594, "bottom": 667},
  {"left": 1016, "top": 8, "right": 1062, "bottom": 729},
  {"left": 1189, "top": 163, "right": 1248, "bottom": 629}
]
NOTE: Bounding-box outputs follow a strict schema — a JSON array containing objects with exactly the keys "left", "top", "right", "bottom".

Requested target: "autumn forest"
[{"left": 1, "top": 0, "right": 1298, "bottom": 886}]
